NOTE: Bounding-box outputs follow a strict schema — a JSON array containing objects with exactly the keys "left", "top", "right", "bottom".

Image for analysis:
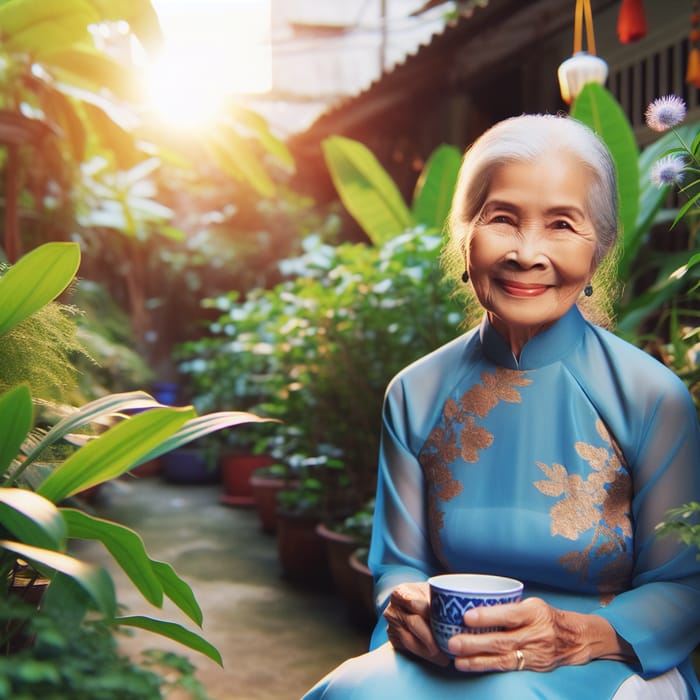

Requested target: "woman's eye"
[
  {"left": 491, "top": 215, "right": 513, "bottom": 225},
  {"left": 552, "top": 219, "right": 573, "bottom": 230}
]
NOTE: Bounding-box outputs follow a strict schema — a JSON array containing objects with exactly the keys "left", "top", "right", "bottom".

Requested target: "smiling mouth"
[{"left": 499, "top": 280, "right": 552, "bottom": 297}]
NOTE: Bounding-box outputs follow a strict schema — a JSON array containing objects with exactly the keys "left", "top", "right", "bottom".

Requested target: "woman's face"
[{"left": 467, "top": 153, "right": 598, "bottom": 354}]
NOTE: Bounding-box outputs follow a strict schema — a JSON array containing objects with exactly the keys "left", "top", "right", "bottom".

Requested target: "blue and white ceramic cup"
[{"left": 428, "top": 573, "right": 524, "bottom": 656}]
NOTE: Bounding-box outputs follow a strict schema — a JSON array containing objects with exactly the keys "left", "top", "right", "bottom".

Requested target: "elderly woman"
[{"left": 301, "top": 114, "right": 700, "bottom": 699}]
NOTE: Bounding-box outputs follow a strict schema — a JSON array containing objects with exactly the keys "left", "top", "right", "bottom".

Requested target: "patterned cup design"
[{"left": 429, "top": 574, "right": 524, "bottom": 656}]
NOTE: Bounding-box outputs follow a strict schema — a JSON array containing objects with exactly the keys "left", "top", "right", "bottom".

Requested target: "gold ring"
[{"left": 515, "top": 649, "right": 526, "bottom": 671}]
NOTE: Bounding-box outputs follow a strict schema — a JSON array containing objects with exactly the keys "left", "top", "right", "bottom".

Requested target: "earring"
[
  {"left": 584, "top": 283, "right": 593, "bottom": 297},
  {"left": 461, "top": 270, "right": 470, "bottom": 283}
]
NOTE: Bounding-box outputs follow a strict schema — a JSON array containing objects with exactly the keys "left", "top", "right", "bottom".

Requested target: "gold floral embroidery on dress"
[
  {"left": 534, "top": 419, "right": 633, "bottom": 595},
  {"left": 419, "top": 368, "right": 532, "bottom": 560}
]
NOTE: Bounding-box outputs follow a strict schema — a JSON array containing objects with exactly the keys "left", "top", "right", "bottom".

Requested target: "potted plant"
[
  {"left": 217, "top": 425, "right": 276, "bottom": 507},
  {"left": 273, "top": 449, "right": 334, "bottom": 587},
  {"left": 317, "top": 499, "right": 376, "bottom": 626},
  {"left": 250, "top": 462, "right": 291, "bottom": 533},
  {"left": 176, "top": 293, "right": 280, "bottom": 505}
]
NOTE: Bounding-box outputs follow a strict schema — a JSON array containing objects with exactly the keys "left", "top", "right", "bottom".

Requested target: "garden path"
[{"left": 77, "top": 475, "right": 370, "bottom": 700}]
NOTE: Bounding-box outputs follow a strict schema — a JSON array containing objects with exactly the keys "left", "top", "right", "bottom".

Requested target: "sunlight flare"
[{"left": 146, "top": 0, "right": 271, "bottom": 129}]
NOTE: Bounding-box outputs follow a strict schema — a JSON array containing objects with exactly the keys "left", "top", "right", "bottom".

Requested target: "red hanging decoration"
[
  {"left": 617, "top": 0, "right": 648, "bottom": 44},
  {"left": 687, "top": 1, "right": 700, "bottom": 88}
]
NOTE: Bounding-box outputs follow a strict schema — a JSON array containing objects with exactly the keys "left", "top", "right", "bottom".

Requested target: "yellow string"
[
  {"left": 584, "top": 0, "right": 596, "bottom": 54},
  {"left": 573, "top": 0, "right": 597, "bottom": 55},
  {"left": 574, "top": 0, "right": 583, "bottom": 53}
]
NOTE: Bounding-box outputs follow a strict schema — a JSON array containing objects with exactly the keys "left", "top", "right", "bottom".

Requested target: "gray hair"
[{"left": 445, "top": 114, "right": 619, "bottom": 270}]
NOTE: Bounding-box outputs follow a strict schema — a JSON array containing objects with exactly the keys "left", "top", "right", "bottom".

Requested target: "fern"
[{"left": 0, "top": 301, "right": 91, "bottom": 403}]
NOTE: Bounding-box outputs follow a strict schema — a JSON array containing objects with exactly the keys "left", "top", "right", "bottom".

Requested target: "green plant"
[
  {"left": 0, "top": 593, "right": 216, "bottom": 699},
  {"left": 0, "top": 242, "right": 271, "bottom": 669},
  {"left": 178, "top": 141, "right": 472, "bottom": 525},
  {"left": 333, "top": 499, "right": 375, "bottom": 548},
  {"left": 571, "top": 84, "right": 699, "bottom": 409},
  {"left": 72, "top": 279, "right": 154, "bottom": 397},
  {"left": 322, "top": 136, "right": 462, "bottom": 244}
]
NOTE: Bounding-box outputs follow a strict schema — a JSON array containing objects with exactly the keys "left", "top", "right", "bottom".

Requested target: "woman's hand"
[
  {"left": 383, "top": 582, "right": 450, "bottom": 667},
  {"left": 448, "top": 597, "right": 636, "bottom": 673}
]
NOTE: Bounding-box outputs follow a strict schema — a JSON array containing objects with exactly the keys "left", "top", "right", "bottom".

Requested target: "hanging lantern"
[
  {"left": 558, "top": 52, "right": 609, "bottom": 104},
  {"left": 617, "top": 0, "right": 648, "bottom": 44},
  {"left": 558, "top": 0, "right": 609, "bottom": 104},
  {"left": 687, "top": 1, "right": 700, "bottom": 88}
]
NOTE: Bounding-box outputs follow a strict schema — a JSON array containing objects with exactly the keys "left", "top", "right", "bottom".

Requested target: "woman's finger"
[{"left": 461, "top": 597, "right": 543, "bottom": 631}]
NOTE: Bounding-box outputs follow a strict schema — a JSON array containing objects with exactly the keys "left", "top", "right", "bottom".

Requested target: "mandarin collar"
[{"left": 478, "top": 305, "right": 586, "bottom": 370}]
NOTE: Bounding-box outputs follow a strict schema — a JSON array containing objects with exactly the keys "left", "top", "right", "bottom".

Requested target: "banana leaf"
[
  {"left": 571, "top": 84, "right": 639, "bottom": 279},
  {"left": 412, "top": 144, "right": 461, "bottom": 230},
  {"left": 322, "top": 136, "right": 413, "bottom": 245}
]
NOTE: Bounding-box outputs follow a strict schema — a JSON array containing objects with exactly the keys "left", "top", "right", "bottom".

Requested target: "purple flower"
[
  {"left": 645, "top": 95, "right": 687, "bottom": 132},
  {"left": 649, "top": 154, "right": 685, "bottom": 187}
]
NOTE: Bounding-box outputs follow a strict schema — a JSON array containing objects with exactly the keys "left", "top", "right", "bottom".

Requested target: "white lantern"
[{"left": 557, "top": 51, "right": 609, "bottom": 104}]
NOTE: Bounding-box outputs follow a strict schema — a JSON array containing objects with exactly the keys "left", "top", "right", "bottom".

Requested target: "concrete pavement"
[{"left": 78, "top": 476, "right": 370, "bottom": 699}]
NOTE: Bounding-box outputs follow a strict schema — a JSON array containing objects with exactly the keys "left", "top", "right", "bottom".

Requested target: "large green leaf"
[
  {"left": 0, "top": 385, "right": 32, "bottom": 478},
  {"left": 61, "top": 508, "right": 163, "bottom": 608},
  {"left": 0, "top": 489, "right": 67, "bottom": 551},
  {"left": 0, "top": 0, "right": 99, "bottom": 57},
  {"left": 151, "top": 559, "right": 203, "bottom": 627},
  {"left": 571, "top": 84, "right": 640, "bottom": 276},
  {"left": 134, "top": 411, "right": 273, "bottom": 468},
  {"left": 0, "top": 539, "right": 116, "bottom": 616},
  {"left": 19, "top": 391, "right": 161, "bottom": 471},
  {"left": 38, "top": 407, "right": 195, "bottom": 503},
  {"left": 81, "top": 100, "right": 143, "bottom": 169},
  {"left": 230, "top": 106, "right": 295, "bottom": 172},
  {"left": 0, "top": 242, "right": 80, "bottom": 338},
  {"left": 44, "top": 47, "right": 142, "bottom": 103},
  {"left": 203, "top": 130, "right": 277, "bottom": 198},
  {"left": 116, "top": 616, "right": 223, "bottom": 666},
  {"left": 412, "top": 144, "right": 462, "bottom": 230},
  {"left": 322, "top": 136, "right": 413, "bottom": 245}
]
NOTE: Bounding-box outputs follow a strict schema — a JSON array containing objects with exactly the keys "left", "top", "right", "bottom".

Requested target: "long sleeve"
[
  {"left": 591, "top": 367, "right": 700, "bottom": 676},
  {"left": 367, "top": 376, "right": 442, "bottom": 621}
]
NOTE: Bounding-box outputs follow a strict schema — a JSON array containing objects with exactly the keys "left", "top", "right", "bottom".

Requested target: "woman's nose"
[{"left": 504, "top": 232, "right": 548, "bottom": 268}]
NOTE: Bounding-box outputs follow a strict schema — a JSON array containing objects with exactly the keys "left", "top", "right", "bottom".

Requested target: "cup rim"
[{"left": 428, "top": 573, "right": 524, "bottom": 596}]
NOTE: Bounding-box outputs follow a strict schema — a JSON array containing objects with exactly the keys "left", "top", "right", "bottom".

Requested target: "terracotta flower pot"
[
  {"left": 316, "top": 523, "right": 359, "bottom": 602},
  {"left": 250, "top": 473, "right": 287, "bottom": 533},
  {"left": 219, "top": 453, "right": 274, "bottom": 507},
  {"left": 316, "top": 524, "right": 376, "bottom": 628},
  {"left": 275, "top": 511, "right": 330, "bottom": 587},
  {"left": 348, "top": 549, "right": 377, "bottom": 626}
]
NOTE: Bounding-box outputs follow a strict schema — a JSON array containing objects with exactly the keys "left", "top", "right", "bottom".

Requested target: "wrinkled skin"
[{"left": 383, "top": 582, "right": 634, "bottom": 673}]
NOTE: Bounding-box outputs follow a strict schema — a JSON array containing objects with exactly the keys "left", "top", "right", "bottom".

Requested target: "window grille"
[{"left": 608, "top": 29, "right": 700, "bottom": 141}]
